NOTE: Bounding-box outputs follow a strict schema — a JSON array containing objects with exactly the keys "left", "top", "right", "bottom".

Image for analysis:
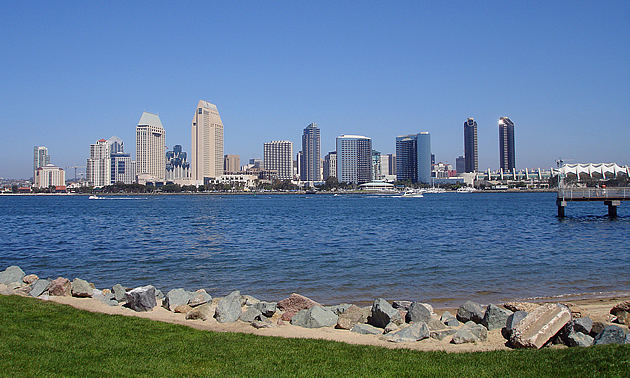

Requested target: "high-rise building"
[
  {"left": 249, "top": 158, "right": 262, "bottom": 169},
  {"left": 191, "top": 100, "right": 224, "bottom": 181},
  {"left": 264, "top": 141, "right": 293, "bottom": 180},
  {"left": 336, "top": 135, "right": 372, "bottom": 185},
  {"left": 166, "top": 145, "right": 190, "bottom": 181},
  {"left": 499, "top": 117, "right": 515, "bottom": 172},
  {"left": 223, "top": 155, "right": 240, "bottom": 173},
  {"left": 456, "top": 156, "right": 465, "bottom": 174},
  {"left": 464, "top": 118, "right": 478, "bottom": 173},
  {"left": 323, "top": 151, "right": 337, "bottom": 180},
  {"left": 136, "top": 111, "right": 166, "bottom": 181},
  {"left": 33, "top": 146, "right": 50, "bottom": 180},
  {"left": 34, "top": 164, "right": 65, "bottom": 188},
  {"left": 372, "top": 150, "right": 382, "bottom": 181},
  {"left": 107, "top": 136, "right": 124, "bottom": 154},
  {"left": 106, "top": 136, "right": 135, "bottom": 185},
  {"left": 300, "top": 123, "right": 321, "bottom": 182},
  {"left": 396, "top": 132, "right": 431, "bottom": 184},
  {"left": 86, "top": 139, "right": 110, "bottom": 187}
]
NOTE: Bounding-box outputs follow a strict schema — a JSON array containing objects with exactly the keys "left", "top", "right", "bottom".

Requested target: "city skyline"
[{"left": 1, "top": 2, "right": 629, "bottom": 178}]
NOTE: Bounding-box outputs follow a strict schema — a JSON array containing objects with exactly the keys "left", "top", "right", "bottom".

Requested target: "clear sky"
[{"left": 1, "top": 1, "right": 628, "bottom": 179}]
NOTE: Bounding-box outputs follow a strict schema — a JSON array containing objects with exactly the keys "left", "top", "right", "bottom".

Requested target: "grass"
[{"left": 0, "top": 295, "right": 628, "bottom": 377}]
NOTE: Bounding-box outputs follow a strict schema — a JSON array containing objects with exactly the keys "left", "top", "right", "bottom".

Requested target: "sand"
[{"left": 39, "top": 294, "right": 630, "bottom": 353}]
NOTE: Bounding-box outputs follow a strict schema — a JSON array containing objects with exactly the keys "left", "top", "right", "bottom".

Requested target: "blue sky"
[{"left": 1, "top": 1, "right": 628, "bottom": 179}]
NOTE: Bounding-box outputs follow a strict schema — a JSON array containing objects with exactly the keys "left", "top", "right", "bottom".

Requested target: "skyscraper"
[
  {"left": 86, "top": 139, "right": 110, "bottom": 187},
  {"left": 166, "top": 145, "right": 190, "bottom": 181},
  {"left": 396, "top": 132, "right": 431, "bottom": 184},
  {"left": 300, "top": 123, "right": 321, "bottom": 182},
  {"left": 323, "top": 151, "right": 337, "bottom": 179},
  {"left": 108, "top": 136, "right": 135, "bottom": 185},
  {"left": 191, "top": 100, "right": 224, "bottom": 181},
  {"left": 136, "top": 111, "right": 166, "bottom": 181},
  {"left": 264, "top": 141, "right": 293, "bottom": 180},
  {"left": 33, "top": 146, "right": 50, "bottom": 179},
  {"left": 464, "top": 118, "right": 478, "bottom": 173},
  {"left": 223, "top": 155, "right": 240, "bottom": 173},
  {"left": 336, "top": 135, "right": 372, "bottom": 185},
  {"left": 499, "top": 117, "right": 515, "bottom": 172}
]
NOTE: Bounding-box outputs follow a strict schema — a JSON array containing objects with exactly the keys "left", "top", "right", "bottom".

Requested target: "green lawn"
[{"left": 0, "top": 295, "right": 628, "bottom": 377}]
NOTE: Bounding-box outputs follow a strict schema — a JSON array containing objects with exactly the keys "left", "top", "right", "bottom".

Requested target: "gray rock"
[
  {"left": 0, "top": 266, "right": 25, "bottom": 285},
  {"left": 351, "top": 323, "right": 384, "bottom": 335},
  {"left": 370, "top": 298, "right": 403, "bottom": 328},
  {"left": 591, "top": 321, "right": 607, "bottom": 337},
  {"left": 502, "top": 311, "right": 528, "bottom": 340},
  {"left": 384, "top": 322, "right": 399, "bottom": 334},
  {"left": 457, "top": 301, "right": 484, "bottom": 324},
  {"left": 482, "top": 304, "right": 513, "bottom": 330},
  {"left": 430, "top": 329, "right": 457, "bottom": 340},
  {"left": 452, "top": 322, "right": 488, "bottom": 344},
  {"left": 214, "top": 291, "right": 243, "bottom": 323},
  {"left": 569, "top": 316, "right": 593, "bottom": 335},
  {"left": 0, "top": 283, "right": 13, "bottom": 295},
  {"left": 243, "top": 295, "right": 260, "bottom": 306},
  {"left": 100, "top": 292, "right": 119, "bottom": 306},
  {"left": 385, "top": 321, "right": 430, "bottom": 343},
  {"left": 291, "top": 306, "right": 338, "bottom": 328},
  {"left": 91, "top": 288, "right": 105, "bottom": 300},
  {"left": 163, "top": 288, "right": 194, "bottom": 311},
  {"left": 565, "top": 331, "right": 594, "bottom": 347},
  {"left": 155, "top": 289, "right": 164, "bottom": 300},
  {"left": 392, "top": 300, "right": 412, "bottom": 311},
  {"left": 187, "top": 303, "right": 212, "bottom": 321},
  {"left": 189, "top": 289, "right": 212, "bottom": 307},
  {"left": 440, "top": 311, "right": 455, "bottom": 322},
  {"left": 324, "top": 303, "right": 352, "bottom": 316},
  {"left": 254, "top": 301, "right": 277, "bottom": 317},
  {"left": 124, "top": 285, "right": 157, "bottom": 312},
  {"left": 406, "top": 302, "right": 432, "bottom": 323},
  {"left": 336, "top": 304, "right": 365, "bottom": 330},
  {"left": 112, "top": 284, "right": 126, "bottom": 302},
  {"left": 593, "top": 325, "right": 630, "bottom": 345},
  {"left": 71, "top": 278, "right": 93, "bottom": 298},
  {"left": 29, "top": 279, "right": 50, "bottom": 298},
  {"left": 426, "top": 316, "right": 447, "bottom": 331},
  {"left": 240, "top": 306, "right": 263, "bottom": 323},
  {"left": 252, "top": 319, "right": 276, "bottom": 329}
]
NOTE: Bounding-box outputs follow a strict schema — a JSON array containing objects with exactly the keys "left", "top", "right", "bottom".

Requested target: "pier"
[{"left": 556, "top": 187, "right": 630, "bottom": 217}]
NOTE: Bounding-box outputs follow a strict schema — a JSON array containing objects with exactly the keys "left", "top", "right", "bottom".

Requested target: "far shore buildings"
[
  {"left": 136, "top": 112, "right": 166, "bottom": 182},
  {"left": 86, "top": 139, "right": 110, "bottom": 187},
  {"left": 336, "top": 135, "right": 372, "bottom": 185},
  {"left": 34, "top": 164, "right": 65, "bottom": 188},
  {"left": 264, "top": 140, "right": 293, "bottom": 180},
  {"left": 464, "top": 118, "right": 478, "bottom": 173},
  {"left": 33, "top": 146, "right": 50, "bottom": 180},
  {"left": 223, "top": 155, "right": 240, "bottom": 174},
  {"left": 300, "top": 123, "right": 321, "bottom": 183},
  {"left": 395, "top": 132, "right": 431, "bottom": 184},
  {"left": 499, "top": 117, "right": 515, "bottom": 172},
  {"left": 191, "top": 100, "right": 224, "bottom": 183},
  {"left": 166, "top": 145, "right": 190, "bottom": 181}
]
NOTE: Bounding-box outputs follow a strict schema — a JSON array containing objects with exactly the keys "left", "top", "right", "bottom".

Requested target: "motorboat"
[
  {"left": 456, "top": 187, "right": 476, "bottom": 193},
  {"left": 401, "top": 188, "right": 424, "bottom": 198},
  {"left": 88, "top": 195, "right": 101, "bottom": 200}
]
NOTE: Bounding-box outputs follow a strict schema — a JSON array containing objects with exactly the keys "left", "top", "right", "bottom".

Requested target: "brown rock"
[
  {"left": 15, "top": 285, "right": 32, "bottom": 297},
  {"left": 175, "top": 304, "right": 193, "bottom": 314},
  {"left": 277, "top": 318, "right": 287, "bottom": 325},
  {"left": 336, "top": 305, "right": 364, "bottom": 330},
  {"left": 503, "top": 302, "right": 540, "bottom": 313},
  {"left": 615, "top": 311, "right": 630, "bottom": 325},
  {"left": 48, "top": 277, "right": 71, "bottom": 296},
  {"left": 0, "top": 283, "right": 13, "bottom": 296},
  {"left": 23, "top": 274, "right": 38, "bottom": 285},
  {"left": 610, "top": 301, "right": 630, "bottom": 315},
  {"left": 560, "top": 302, "right": 589, "bottom": 318},
  {"left": 510, "top": 303, "right": 572, "bottom": 349},
  {"left": 185, "top": 304, "right": 211, "bottom": 320},
  {"left": 277, "top": 293, "right": 321, "bottom": 314},
  {"left": 102, "top": 289, "right": 112, "bottom": 294},
  {"left": 281, "top": 311, "right": 297, "bottom": 321}
]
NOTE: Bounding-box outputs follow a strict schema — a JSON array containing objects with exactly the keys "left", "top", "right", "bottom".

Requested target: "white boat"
[
  {"left": 456, "top": 187, "right": 476, "bottom": 193},
  {"left": 401, "top": 188, "right": 424, "bottom": 198},
  {"left": 88, "top": 195, "right": 100, "bottom": 200}
]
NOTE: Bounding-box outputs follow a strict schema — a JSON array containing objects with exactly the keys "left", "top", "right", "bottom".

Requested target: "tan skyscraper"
[
  {"left": 191, "top": 100, "right": 224, "bottom": 181},
  {"left": 136, "top": 112, "right": 166, "bottom": 181}
]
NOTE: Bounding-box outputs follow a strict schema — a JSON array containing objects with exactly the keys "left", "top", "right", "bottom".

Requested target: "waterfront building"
[
  {"left": 372, "top": 150, "right": 382, "bottom": 181},
  {"left": 136, "top": 112, "right": 166, "bottom": 181},
  {"left": 223, "top": 155, "right": 240, "bottom": 173},
  {"left": 300, "top": 123, "right": 321, "bottom": 182},
  {"left": 33, "top": 146, "right": 50, "bottom": 180},
  {"left": 107, "top": 136, "right": 124, "bottom": 154},
  {"left": 456, "top": 156, "right": 465, "bottom": 174},
  {"left": 263, "top": 141, "right": 293, "bottom": 180},
  {"left": 499, "top": 117, "right": 515, "bottom": 172},
  {"left": 249, "top": 158, "right": 262, "bottom": 169},
  {"left": 166, "top": 145, "right": 190, "bottom": 181},
  {"left": 417, "top": 132, "right": 431, "bottom": 184},
  {"left": 464, "top": 118, "right": 478, "bottom": 172},
  {"left": 34, "top": 164, "right": 65, "bottom": 188},
  {"left": 336, "top": 135, "right": 372, "bottom": 185},
  {"left": 191, "top": 100, "right": 224, "bottom": 181},
  {"left": 111, "top": 152, "right": 135, "bottom": 184},
  {"left": 396, "top": 132, "right": 431, "bottom": 184},
  {"left": 86, "top": 139, "right": 110, "bottom": 187},
  {"left": 323, "top": 151, "right": 337, "bottom": 180}
]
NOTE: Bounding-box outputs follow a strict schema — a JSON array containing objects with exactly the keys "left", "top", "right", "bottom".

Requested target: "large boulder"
[
  {"left": 324, "top": 304, "right": 352, "bottom": 316},
  {"left": 162, "top": 288, "right": 194, "bottom": 311},
  {"left": 124, "top": 286, "right": 157, "bottom": 312},
  {"left": 482, "top": 304, "right": 513, "bottom": 330},
  {"left": 48, "top": 277, "right": 71, "bottom": 296},
  {"left": 392, "top": 300, "right": 412, "bottom": 311},
  {"left": 426, "top": 317, "right": 447, "bottom": 331},
  {"left": 254, "top": 301, "right": 277, "bottom": 317},
  {"left": 189, "top": 289, "right": 212, "bottom": 307},
  {"left": 186, "top": 303, "right": 212, "bottom": 321},
  {"left": 456, "top": 301, "right": 484, "bottom": 324},
  {"left": 336, "top": 305, "right": 366, "bottom": 330},
  {"left": 452, "top": 321, "right": 488, "bottom": 344},
  {"left": 100, "top": 292, "right": 119, "bottom": 307},
  {"left": 0, "top": 266, "right": 25, "bottom": 285},
  {"left": 430, "top": 329, "right": 457, "bottom": 340},
  {"left": 440, "top": 311, "right": 459, "bottom": 327},
  {"left": 610, "top": 301, "right": 630, "bottom": 316},
  {"left": 112, "top": 284, "right": 127, "bottom": 302},
  {"left": 406, "top": 302, "right": 432, "bottom": 323},
  {"left": 370, "top": 298, "right": 403, "bottom": 328},
  {"left": 214, "top": 291, "right": 243, "bottom": 323},
  {"left": 615, "top": 311, "right": 630, "bottom": 325},
  {"left": 384, "top": 321, "right": 430, "bottom": 343},
  {"left": 71, "top": 278, "right": 93, "bottom": 298},
  {"left": 351, "top": 324, "right": 383, "bottom": 335},
  {"left": 291, "top": 306, "right": 338, "bottom": 328},
  {"left": 240, "top": 307, "right": 263, "bottom": 323},
  {"left": 502, "top": 311, "right": 528, "bottom": 340},
  {"left": 277, "top": 293, "right": 320, "bottom": 321},
  {"left": 29, "top": 279, "right": 50, "bottom": 298},
  {"left": 510, "top": 303, "right": 572, "bottom": 349},
  {"left": 593, "top": 325, "right": 630, "bottom": 346}
]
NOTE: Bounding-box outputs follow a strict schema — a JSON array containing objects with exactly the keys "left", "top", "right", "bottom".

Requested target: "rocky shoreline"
[{"left": 2, "top": 265, "right": 629, "bottom": 351}]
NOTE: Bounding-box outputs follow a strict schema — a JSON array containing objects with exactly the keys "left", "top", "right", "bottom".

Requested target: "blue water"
[{"left": 1, "top": 193, "right": 629, "bottom": 307}]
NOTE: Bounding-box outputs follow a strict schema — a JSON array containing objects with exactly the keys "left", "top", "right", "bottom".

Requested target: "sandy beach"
[{"left": 42, "top": 294, "right": 630, "bottom": 353}]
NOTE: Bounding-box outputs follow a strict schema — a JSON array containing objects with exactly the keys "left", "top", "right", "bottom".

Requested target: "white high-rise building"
[
  {"left": 86, "top": 139, "right": 110, "bottom": 187},
  {"left": 136, "top": 112, "right": 166, "bottom": 181},
  {"left": 264, "top": 141, "right": 293, "bottom": 180},
  {"left": 33, "top": 146, "right": 50, "bottom": 180},
  {"left": 34, "top": 164, "right": 65, "bottom": 188},
  {"left": 191, "top": 100, "right": 224, "bottom": 182},
  {"left": 336, "top": 135, "right": 372, "bottom": 184}
]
